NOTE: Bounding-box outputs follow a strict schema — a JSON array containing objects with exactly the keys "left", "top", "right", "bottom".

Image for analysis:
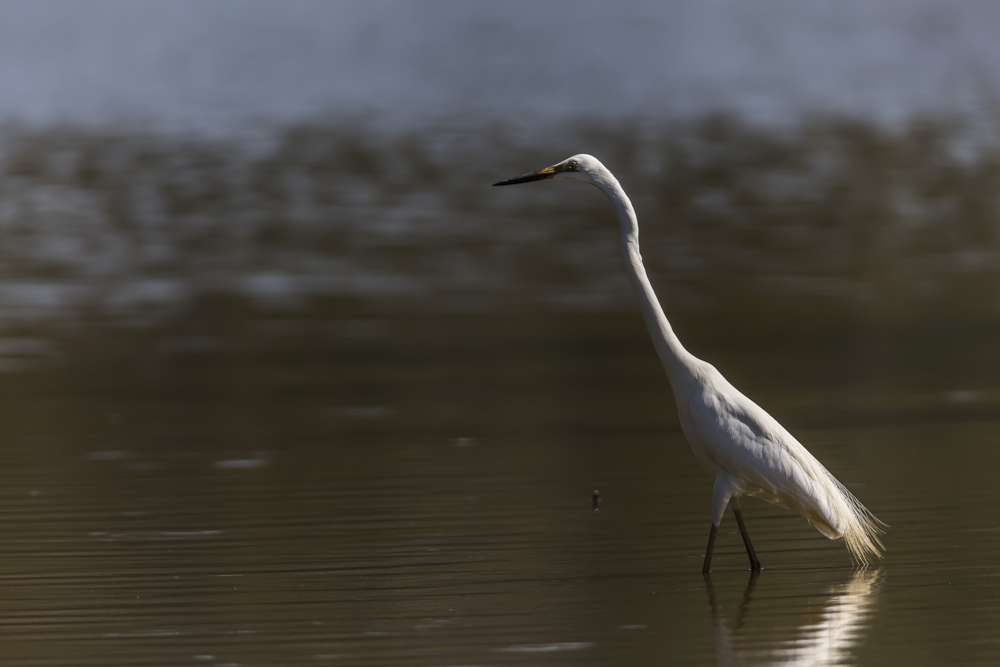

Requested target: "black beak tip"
[{"left": 491, "top": 171, "right": 552, "bottom": 187}]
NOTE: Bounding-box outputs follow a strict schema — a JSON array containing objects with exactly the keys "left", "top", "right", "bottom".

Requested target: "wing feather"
[
  {"left": 686, "top": 378, "right": 886, "bottom": 564},
  {"left": 687, "top": 383, "right": 841, "bottom": 534}
]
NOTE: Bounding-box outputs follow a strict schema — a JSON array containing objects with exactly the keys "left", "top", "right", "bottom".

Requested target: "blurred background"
[
  {"left": 2, "top": 1, "right": 999, "bottom": 426},
  {"left": 1, "top": 0, "right": 999, "bottom": 330},
  {"left": 2, "top": 2, "right": 1000, "bottom": 665}
]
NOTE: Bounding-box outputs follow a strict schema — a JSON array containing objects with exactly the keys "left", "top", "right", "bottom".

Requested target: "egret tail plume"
[{"left": 829, "top": 476, "right": 887, "bottom": 566}]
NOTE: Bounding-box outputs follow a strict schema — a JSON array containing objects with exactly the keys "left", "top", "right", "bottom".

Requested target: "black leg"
[
  {"left": 733, "top": 506, "right": 762, "bottom": 572},
  {"left": 702, "top": 523, "right": 718, "bottom": 573}
]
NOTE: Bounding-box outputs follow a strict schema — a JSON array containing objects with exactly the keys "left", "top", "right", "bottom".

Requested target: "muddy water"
[
  {"left": 1, "top": 116, "right": 999, "bottom": 664},
  {"left": 1, "top": 311, "right": 999, "bottom": 666}
]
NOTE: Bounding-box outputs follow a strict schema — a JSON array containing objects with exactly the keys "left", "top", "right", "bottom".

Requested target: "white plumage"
[{"left": 494, "top": 153, "right": 884, "bottom": 570}]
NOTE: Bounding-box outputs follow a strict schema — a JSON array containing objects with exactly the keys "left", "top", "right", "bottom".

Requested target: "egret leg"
[
  {"left": 702, "top": 523, "right": 718, "bottom": 573},
  {"left": 733, "top": 505, "right": 762, "bottom": 572}
]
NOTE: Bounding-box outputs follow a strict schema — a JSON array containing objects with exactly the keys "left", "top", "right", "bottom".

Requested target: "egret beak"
[{"left": 492, "top": 165, "right": 557, "bottom": 186}]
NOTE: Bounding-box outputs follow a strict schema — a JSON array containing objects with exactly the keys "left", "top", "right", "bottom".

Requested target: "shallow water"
[
  {"left": 2, "top": 312, "right": 1000, "bottom": 666},
  {"left": 1, "top": 114, "right": 999, "bottom": 664}
]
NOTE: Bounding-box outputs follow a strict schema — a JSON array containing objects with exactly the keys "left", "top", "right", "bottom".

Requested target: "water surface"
[
  {"left": 2, "top": 115, "right": 1000, "bottom": 664},
  {"left": 2, "top": 311, "right": 1000, "bottom": 665}
]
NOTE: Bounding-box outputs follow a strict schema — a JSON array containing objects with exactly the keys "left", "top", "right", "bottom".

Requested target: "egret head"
[{"left": 492, "top": 154, "right": 605, "bottom": 187}]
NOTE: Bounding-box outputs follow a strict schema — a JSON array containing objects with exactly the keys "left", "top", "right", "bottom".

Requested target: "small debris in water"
[{"left": 592, "top": 489, "right": 600, "bottom": 511}]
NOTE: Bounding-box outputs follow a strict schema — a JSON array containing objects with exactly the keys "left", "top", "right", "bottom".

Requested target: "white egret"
[{"left": 493, "top": 154, "right": 884, "bottom": 571}]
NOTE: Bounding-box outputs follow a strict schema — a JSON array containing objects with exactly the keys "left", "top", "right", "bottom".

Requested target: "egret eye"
[{"left": 566, "top": 161, "right": 579, "bottom": 170}]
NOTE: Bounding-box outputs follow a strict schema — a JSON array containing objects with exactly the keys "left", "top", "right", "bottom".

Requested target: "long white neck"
[{"left": 590, "top": 170, "right": 703, "bottom": 390}]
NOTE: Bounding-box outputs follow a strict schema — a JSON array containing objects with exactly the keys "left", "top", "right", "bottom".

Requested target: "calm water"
[
  {"left": 2, "top": 310, "right": 1000, "bottom": 666},
  {"left": 1, "top": 116, "right": 1000, "bottom": 664},
  {"left": 2, "top": 3, "right": 999, "bottom": 663}
]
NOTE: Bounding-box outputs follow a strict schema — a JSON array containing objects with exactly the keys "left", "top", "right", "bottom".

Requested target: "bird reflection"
[{"left": 704, "top": 568, "right": 883, "bottom": 666}]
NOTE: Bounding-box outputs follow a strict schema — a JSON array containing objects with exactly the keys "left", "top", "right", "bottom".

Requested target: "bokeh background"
[
  {"left": 2, "top": 0, "right": 1000, "bottom": 334},
  {"left": 3, "top": 2, "right": 1000, "bottom": 665}
]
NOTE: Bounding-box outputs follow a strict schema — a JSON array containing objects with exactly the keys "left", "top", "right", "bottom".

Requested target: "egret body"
[{"left": 493, "top": 154, "right": 884, "bottom": 571}]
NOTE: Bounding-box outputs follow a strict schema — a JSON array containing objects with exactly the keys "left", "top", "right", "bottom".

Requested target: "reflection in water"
[
  {"left": 706, "top": 569, "right": 883, "bottom": 666},
  {"left": 1, "top": 310, "right": 999, "bottom": 664}
]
